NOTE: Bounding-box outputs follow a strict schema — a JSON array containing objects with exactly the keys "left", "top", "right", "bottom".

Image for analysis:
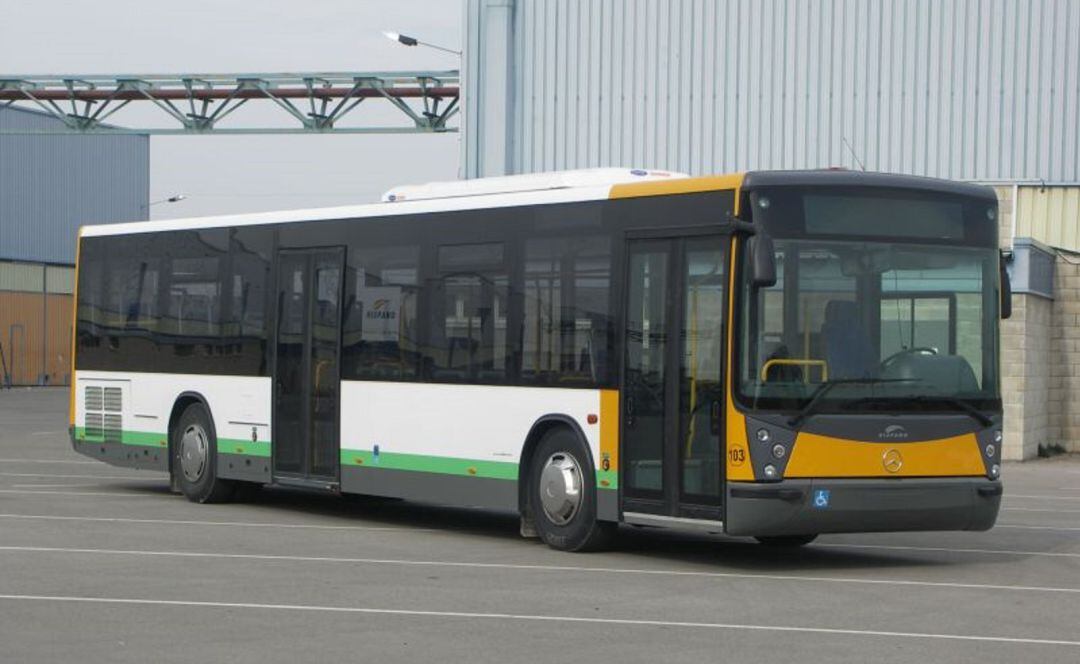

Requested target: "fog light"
[
  {"left": 763, "top": 464, "right": 779, "bottom": 480},
  {"left": 993, "top": 430, "right": 1002, "bottom": 444},
  {"left": 772, "top": 444, "right": 786, "bottom": 459},
  {"left": 756, "top": 428, "right": 771, "bottom": 443},
  {"left": 985, "top": 444, "right": 996, "bottom": 458},
  {"left": 989, "top": 463, "right": 1001, "bottom": 479}
]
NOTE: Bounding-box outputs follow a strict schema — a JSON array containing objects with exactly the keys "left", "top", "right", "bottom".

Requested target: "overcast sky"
[{"left": 0, "top": 0, "right": 462, "bottom": 219}]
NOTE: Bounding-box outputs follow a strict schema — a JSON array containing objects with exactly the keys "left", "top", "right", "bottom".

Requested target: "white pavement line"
[
  {"left": 815, "top": 543, "right": 1080, "bottom": 559},
  {"left": 0, "top": 489, "right": 167, "bottom": 498},
  {"left": 0, "top": 472, "right": 163, "bottom": 481},
  {"left": 0, "top": 458, "right": 99, "bottom": 465},
  {"left": 2, "top": 513, "right": 1073, "bottom": 561},
  {"left": 997, "top": 523, "right": 1080, "bottom": 532},
  {"left": 30, "top": 431, "right": 63, "bottom": 436},
  {"left": 0, "top": 513, "right": 432, "bottom": 533},
  {"left": 1003, "top": 507, "right": 1080, "bottom": 514},
  {"left": 0, "top": 594, "right": 1076, "bottom": 646},
  {"left": 1008, "top": 494, "right": 1080, "bottom": 501},
  {"left": 1, "top": 545, "right": 1078, "bottom": 595}
]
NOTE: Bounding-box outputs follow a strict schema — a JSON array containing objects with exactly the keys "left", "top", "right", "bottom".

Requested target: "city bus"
[{"left": 69, "top": 168, "right": 1007, "bottom": 551}]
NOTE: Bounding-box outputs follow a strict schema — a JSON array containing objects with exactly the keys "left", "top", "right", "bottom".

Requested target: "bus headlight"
[
  {"left": 985, "top": 444, "right": 996, "bottom": 458},
  {"left": 989, "top": 464, "right": 1001, "bottom": 479},
  {"left": 772, "top": 444, "right": 786, "bottom": 459},
  {"left": 993, "top": 430, "right": 1002, "bottom": 444},
  {"left": 756, "top": 428, "right": 771, "bottom": 443},
  {"left": 763, "top": 464, "right": 779, "bottom": 480}
]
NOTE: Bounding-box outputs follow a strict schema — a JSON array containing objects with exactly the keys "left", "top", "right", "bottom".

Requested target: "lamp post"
[{"left": 382, "top": 31, "right": 461, "bottom": 56}]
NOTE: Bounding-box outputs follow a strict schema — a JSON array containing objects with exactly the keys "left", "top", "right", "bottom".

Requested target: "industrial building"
[
  {"left": 0, "top": 106, "right": 147, "bottom": 386},
  {"left": 463, "top": 0, "right": 1080, "bottom": 459}
]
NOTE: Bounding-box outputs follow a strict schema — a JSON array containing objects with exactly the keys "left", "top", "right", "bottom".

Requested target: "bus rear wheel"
[
  {"left": 172, "top": 402, "right": 235, "bottom": 504},
  {"left": 528, "top": 428, "right": 614, "bottom": 552},
  {"left": 754, "top": 534, "right": 818, "bottom": 547}
]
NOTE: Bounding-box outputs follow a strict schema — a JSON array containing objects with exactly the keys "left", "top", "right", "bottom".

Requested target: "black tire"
[
  {"left": 754, "top": 534, "right": 818, "bottom": 547},
  {"left": 529, "top": 427, "right": 615, "bottom": 552},
  {"left": 171, "top": 402, "right": 235, "bottom": 504}
]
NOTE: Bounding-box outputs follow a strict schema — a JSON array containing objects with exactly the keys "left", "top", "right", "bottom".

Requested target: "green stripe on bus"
[
  {"left": 73, "top": 427, "right": 167, "bottom": 448},
  {"left": 340, "top": 449, "right": 518, "bottom": 481},
  {"left": 596, "top": 470, "right": 618, "bottom": 490},
  {"left": 217, "top": 439, "right": 271, "bottom": 458},
  {"left": 74, "top": 427, "right": 270, "bottom": 457}
]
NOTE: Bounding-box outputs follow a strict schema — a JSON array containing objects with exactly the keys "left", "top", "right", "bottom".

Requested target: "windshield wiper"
[
  {"left": 787, "top": 378, "right": 915, "bottom": 427},
  {"left": 844, "top": 394, "right": 994, "bottom": 427}
]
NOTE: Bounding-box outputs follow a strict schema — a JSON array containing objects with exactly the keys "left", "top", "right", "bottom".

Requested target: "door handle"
[
  {"left": 625, "top": 395, "right": 635, "bottom": 428},
  {"left": 710, "top": 400, "right": 721, "bottom": 435}
]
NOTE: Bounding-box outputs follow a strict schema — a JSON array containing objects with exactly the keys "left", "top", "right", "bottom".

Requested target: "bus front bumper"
[{"left": 724, "top": 477, "right": 1002, "bottom": 537}]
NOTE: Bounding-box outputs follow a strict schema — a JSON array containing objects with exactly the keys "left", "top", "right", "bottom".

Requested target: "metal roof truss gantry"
[{"left": 0, "top": 71, "right": 459, "bottom": 134}]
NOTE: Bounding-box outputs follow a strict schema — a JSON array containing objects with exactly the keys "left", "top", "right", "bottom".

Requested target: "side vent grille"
[
  {"left": 85, "top": 413, "right": 104, "bottom": 441},
  {"left": 83, "top": 385, "right": 121, "bottom": 443},
  {"left": 103, "top": 387, "right": 122, "bottom": 413},
  {"left": 103, "top": 414, "right": 123, "bottom": 444},
  {"left": 85, "top": 386, "right": 103, "bottom": 413}
]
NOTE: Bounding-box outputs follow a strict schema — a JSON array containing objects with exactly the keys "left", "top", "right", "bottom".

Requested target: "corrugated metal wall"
[
  {"left": 0, "top": 106, "right": 149, "bottom": 265},
  {"left": 465, "top": 0, "right": 1080, "bottom": 182}
]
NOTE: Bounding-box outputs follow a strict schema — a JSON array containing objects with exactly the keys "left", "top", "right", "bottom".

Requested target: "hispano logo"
[{"left": 879, "top": 424, "right": 909, "bottom": 440}]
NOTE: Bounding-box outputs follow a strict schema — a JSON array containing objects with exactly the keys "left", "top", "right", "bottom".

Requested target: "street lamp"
[
  {"left": 382, "top": 31, "right": 461, "bottom": 56},
  {"left": 149, "top": 194, "right": 186, "bottom": 206}
]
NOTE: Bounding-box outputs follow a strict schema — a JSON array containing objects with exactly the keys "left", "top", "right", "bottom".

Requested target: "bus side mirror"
[
  {"left": 1000, "top": 251, "right": 1012, "bottom": 319},
  {"left": 749, "top": 232, "right": 777, "bottom": 288}
]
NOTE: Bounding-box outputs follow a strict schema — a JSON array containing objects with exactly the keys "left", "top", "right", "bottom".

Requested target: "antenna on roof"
[{"left": 842, "top": 136, "right": 867, "bottom": 172}]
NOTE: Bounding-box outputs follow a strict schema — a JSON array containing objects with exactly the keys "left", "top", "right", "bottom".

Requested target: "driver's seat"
[{"left": 822, "top": 300, "right": 878, "bottom": 380}]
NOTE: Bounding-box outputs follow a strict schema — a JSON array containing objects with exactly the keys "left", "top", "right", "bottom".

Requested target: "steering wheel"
[{"left": 880, "top": 346, "right": 938, "bottom": 369}]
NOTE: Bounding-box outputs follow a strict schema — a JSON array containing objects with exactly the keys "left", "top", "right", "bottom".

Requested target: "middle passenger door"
[{"left": 621, "top": 234, "right": 729, "bottom": 522}]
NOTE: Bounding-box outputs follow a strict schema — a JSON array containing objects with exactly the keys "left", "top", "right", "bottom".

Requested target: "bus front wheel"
[
  {"left": 528, "top": 428, "right": 614, "bottom": 552},
  {"left": 172, "top": 402, "right": 235, "bottom": 504}
]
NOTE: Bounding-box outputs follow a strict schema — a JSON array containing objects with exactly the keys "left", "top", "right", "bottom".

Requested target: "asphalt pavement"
[{"left": 1, "top": 387, "right": 1078, "bottom": 663}]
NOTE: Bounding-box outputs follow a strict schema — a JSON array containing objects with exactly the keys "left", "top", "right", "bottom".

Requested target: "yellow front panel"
[{"left": 785, "top": 432, "right": 986, "bottom": 478}]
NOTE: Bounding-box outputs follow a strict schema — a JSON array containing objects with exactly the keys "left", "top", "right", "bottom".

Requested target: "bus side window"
[
  {"left": 520, "top": 236, "right": 611, "bottom": 387},
  {"left": 342, "top": 244, "right": 421, "bottom": 381}
]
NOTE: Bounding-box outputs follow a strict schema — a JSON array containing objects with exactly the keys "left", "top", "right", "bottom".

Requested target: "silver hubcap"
[
  {"left": 539, "top": 452, "right": 583, "bottom": 525},
  {"left": 180, "top": 424, "right": 209, "bottom": 482}
]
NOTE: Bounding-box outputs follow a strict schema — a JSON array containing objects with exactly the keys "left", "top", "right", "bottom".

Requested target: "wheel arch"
[{"left": 517, "top": 414, "right": 596, "bottom": 516}]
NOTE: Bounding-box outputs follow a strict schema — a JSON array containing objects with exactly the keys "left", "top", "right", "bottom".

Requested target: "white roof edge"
[
  {"left": 80, "top": 184, "right": 618, "bottom": 237},
  {"left": 380, "top": 167, "right": 690, "bottom": 202}
]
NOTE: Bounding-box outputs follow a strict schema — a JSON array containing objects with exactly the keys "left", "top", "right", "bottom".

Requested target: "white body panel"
[
  {"left": 75, "top": 371, "right": 598, "bottom": 470},
  {"left": 76, "top": 371, "right": 272, "bottom": 443},
  {"left": 339, "top": 381, "right": 600, "bottom": 465}
]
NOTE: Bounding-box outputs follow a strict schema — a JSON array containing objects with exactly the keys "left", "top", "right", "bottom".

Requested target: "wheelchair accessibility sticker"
[{"left": 813, "top": 489, "right": 831, "bottom": 509}]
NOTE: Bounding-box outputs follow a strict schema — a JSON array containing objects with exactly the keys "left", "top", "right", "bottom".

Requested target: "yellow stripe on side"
[
  {"left": 69, "top": 228, "right": 82, "bottom": 428},
  {"left": 784, "top": 433, "right": 986, "bottom": 478},
  {"left": 609, "top": 173, "right": 745, "bottom": 200},
  {"left": 598, "top": 389, "right": 620, "bottom": 487}
]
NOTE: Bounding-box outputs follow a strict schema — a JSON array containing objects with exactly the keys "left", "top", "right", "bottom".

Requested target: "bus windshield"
[{"left": 736, "top": 191, "right": 1001, "bottom": 415}]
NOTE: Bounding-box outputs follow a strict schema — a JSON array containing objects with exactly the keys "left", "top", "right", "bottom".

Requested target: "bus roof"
[
  {"left": 79, "top": 168, "right": 991, "bottom": 238},
  {"left": 380, "top": 168, "right": 687, "bottom": 202}
]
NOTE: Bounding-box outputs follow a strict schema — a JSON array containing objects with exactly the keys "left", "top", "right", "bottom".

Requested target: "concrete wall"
[
  {"left": 1000, "top": 293, "right": 1052, "bottom": 459},
  {"left": 1049, "top": 260, "right": 1080, "bottom": 454}
]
